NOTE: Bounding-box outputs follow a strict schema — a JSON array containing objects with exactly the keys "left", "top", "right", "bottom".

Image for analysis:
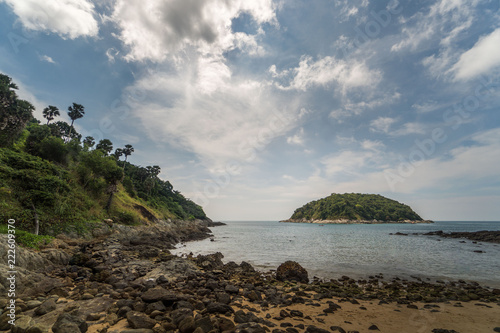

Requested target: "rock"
[
  {"left": 493, "top": 328, "right": 500, "bottom": 333},
  {"left": 194, "top": 316, "right": 214, "bottom": 333},
  {"left": 368, "top": 325, "right": 380, "bottom": 331},
  {"left": 171, "top": 308, "right": 194, "bottom": 326},
  {"left": 330, "top": 326, "right": 346, "bottom": 333},
  {"left": 237, "top": 323, "right": 266, "bottom": 333},
  {"left": 141, "top": 287, "right": 177, "bottom": 303},
  {"left": 178, "top": 316, "right": 195, "bottom": 333},
  {"left": 52, "top": 313, "right": 88, "bottom": 333},
  {"left": 26, "top": 300, "right": 43, "bottom": 310},
  {"left": 431, "top": 330, "right": 459, "bottom": 333},
  {"left": 11, "top": 315, "right": 32, "bottom": 333},
  {"left": 213, "top": 317, "right": 235, "bottom": 332},
  {"left": 276, "top": 261, "right": 309, "bottom": 283},
  {"left": 216, "top": 292, "right": 231, "bottom": 304},
  {"left": 126, "top": 311, "right": 156, "bottom": 329},
  {"left": 34, "top": 298, "right": 57, "bottom": 316},
  {"left": 305, "top": 325, "right": 330, "bottom": 333},
  {"left": 225, "top": 284, "right": 239, "bottom": 294},
  {"left": 205, "top": 302, "right": 234, "bottom": 314}
]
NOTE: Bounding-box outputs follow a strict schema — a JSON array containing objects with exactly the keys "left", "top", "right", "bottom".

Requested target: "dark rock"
[
  {"left": 289, "top": 310, "right": 303, "bottom": 317},
  {"left": 330, "top": 326, "right": 346, "bottom": 333},
  {"left": 237, "top": 322, "right": 266, "bottom": 333},
  {"left": 368, "top": 324, "right": 380, "bottom": 330},
  {"left": 431, "top": 330, "right": 460, "bottom": 333},
  {"left": 179, "top": 316, "right": 196, "bottom": 333},
  {"left": 141, "top": 287, "right": 177, "bottom": 303},
  {"left": 493, "top": 328, "right": 500, "bottom": 333},
  {"left": 213, "top": 317, "right": 235, "bottom": 332},
  {"left": 276, "top": 261, "right": 309, "bottom": 283},
  {"left": 194, "top": 316, "right": 214, "bottom": 333},
  {"left": 286, "top": 328, "right": 299, "bottom": 333},
  {"left": 52, "top": 313, "right": 88, "bottom": 333},
  {"left": 171, "top": 308, "right": 194, "bottom": 326},
  {"left": 175, "top": 300, "right": 195, "bottom": 310},
  {"left": 34, "top": 298, "right": 57, "bottom": 316},
  {"left": 126, "top": 311, "right": 156, "bottom": 329},
  {"left": 225, "top": 284, "right": 240, "bottom": 294},
  {"left": 305, "top": 325, "right": 329, "bottom": 333},
  {"left": 216, "top": 292, "right": 231, "bottom": 304},
  {"left": 205, "top": 302, "right": 234, "bottom": 314}
]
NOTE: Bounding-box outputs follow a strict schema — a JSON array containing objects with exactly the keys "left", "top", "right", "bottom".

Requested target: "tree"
[
  {"left": 67, "top": 103, "right": 85, "bottom": 139},
  {"left": 96, "top": 139, "right": 113, "bottom": 156},
  {"left": 42, "top": 105, "right": 60, "bottom": 124},
  {"left": 48, "top": 121, "right": 81, "bottom": 141},
  {"left": 83, "top": 136, "right": 95, "bottom": 149},
  {"left": 0, "top": 74, "right": 35, "bottom": 147},
  {"left": 122, "top": 144, "right": 134, "bottom": 171},
  {"left": 113, "top": 148, "right": 123, "bottom": 160}
]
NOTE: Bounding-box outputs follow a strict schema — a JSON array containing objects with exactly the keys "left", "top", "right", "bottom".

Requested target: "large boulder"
[
  {"left": 52, "top": 313, "right": 88, "bottom": 333},
  {"left": 276, "top": 261, "right": 309, "bottom": 283}
]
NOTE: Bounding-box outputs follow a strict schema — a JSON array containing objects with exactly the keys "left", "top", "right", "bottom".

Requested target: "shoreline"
[
  {"left": 280, "top": 218, "right": 434, "bottom": 224},
  {"left": 1, "top": 220, "right": 499, "bottom": 332}
]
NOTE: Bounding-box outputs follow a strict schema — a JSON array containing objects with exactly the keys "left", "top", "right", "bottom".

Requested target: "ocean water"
[{"left": 172, "top": 221, "right": 500, "bottom": 287}]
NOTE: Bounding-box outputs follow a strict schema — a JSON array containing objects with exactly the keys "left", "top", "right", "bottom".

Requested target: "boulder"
[
  {"left": 276, "top": 261, "right": 309, "bottom": 283},
  {"left": 52, "top": 313, "right": 88, "bottom": 333},
  {"left": 126, "top": 311, "right": 156, "bottom": 329}
]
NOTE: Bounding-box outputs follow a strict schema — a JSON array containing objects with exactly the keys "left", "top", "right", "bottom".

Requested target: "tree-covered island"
[{"left": 281, "top": 193, "right": 432, "bottom": 224}]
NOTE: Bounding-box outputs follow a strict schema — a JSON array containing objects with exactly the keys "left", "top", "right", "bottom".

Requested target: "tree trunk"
[
  {"left": 30, "top": 201, "right": 39, "bottom": 235},
  {"left": 105, "top": 192, "right": 114, "bottom": 212}
]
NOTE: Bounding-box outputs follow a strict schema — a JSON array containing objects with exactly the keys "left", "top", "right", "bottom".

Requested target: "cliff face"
[{"left": 282, "top": 193, "right": 429, "bottom": 223}]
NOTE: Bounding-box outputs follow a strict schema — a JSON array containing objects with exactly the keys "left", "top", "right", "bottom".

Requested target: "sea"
[{"left": 172, "top": 221, "right": 500, "bottom": 288}]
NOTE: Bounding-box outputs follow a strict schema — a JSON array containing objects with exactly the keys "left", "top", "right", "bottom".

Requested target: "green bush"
[{"left": 0, "top": 225, "right": 53, "bottom": 250}]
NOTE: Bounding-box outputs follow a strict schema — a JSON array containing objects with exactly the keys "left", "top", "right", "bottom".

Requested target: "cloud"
[
  {"left": 275, "top": 56, "right": 381, "bottom": 94},
  {"left": 370, "top": 117, "right": 426, "bottom": 136},
  {"left": 451, "top": 28, "right": 500, "bottom": 81},
  {"left": 39, "top": 54, "right": 56, "bottom": 64},
  {"left": 111, "top": 0, "right": 276, "bottom": 62},
  {"left": 126, "top": 63, "right": 304, "bottom": 171},
  {"left": 1, "top": 0, "right": 99, "bottom": 39},
  {"left": 370, "top": 117, "right": 397, "bottom": 133},
  {"left": 286, "top": 128, "right": 305, "bottom": 146}
]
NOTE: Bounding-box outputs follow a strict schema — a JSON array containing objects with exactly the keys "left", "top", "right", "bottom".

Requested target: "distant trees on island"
[{"left": 289, "top": 193, "right": 423, "bottom": 222}]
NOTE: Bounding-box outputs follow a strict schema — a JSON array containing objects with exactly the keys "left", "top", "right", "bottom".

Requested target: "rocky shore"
[
  {"left": 420, "top": 230, "right": 500, "bottom": 244},
  {"left": 1, "top": 220, "right": 499, "bottom": 333},
  {"left": 280, "top": 219, "right": 433, "bottom": 224}
]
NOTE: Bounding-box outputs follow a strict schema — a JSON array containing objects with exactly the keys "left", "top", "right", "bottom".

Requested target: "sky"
[{"left": 1, "top": 0, "right": 499, "bottom": 221}]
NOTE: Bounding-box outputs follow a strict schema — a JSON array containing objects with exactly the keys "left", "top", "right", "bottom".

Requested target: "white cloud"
[
  {"left": 39, "top": 54, "right": 56, "bottom": 64},
  {"left": 286, "top": 128, "right": 305, "bottom": 146},
  {"left": 126, "top": 64, "right": 304, "bottom": 171},
  {"left": 391, "top": 0, "right": 477, "bottom": 53},
  {"left": 111, "top": 0, "right": 276, "bottom": 62},
  {"left": 275, "top": 56, "right": 381, "bottom": 94},
  {"left": 370, "top": 117, "right": 426, "bottom": 136},
  {"left": 451, "top": 28, "right": 500, "bottom": 81},
  {"left": 370, "top": 117, "right": 397, "bottom": 133},
  {"left": 1, "top": 0, "right": 99, "bottom": 39}
]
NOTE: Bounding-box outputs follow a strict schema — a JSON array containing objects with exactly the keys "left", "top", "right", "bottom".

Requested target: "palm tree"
[
  {"left": 96, "top": 139, "right": 113, "bottom": 156},
  {"left": 67, "top": 103, "right": 85, "bottom": 139},
  {"left": 122, "top": 144, "right": 134, "bottom": 170},
  {"left": 42, "top": 105, "right": 60, "bottom": 124}
]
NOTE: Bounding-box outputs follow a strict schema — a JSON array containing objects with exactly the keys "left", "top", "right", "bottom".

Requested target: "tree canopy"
[{"left": 289, "top": 193, "right": 423, "bottom": 222}]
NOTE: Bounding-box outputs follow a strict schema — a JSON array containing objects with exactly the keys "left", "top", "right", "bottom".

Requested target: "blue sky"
[{"left": 1, "top": 0, "right": 499, "bottom": 221}]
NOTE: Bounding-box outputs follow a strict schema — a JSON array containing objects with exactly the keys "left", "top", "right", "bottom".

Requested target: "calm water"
[{"left": 172, "top": 221, "right": 500, "bottom": 287}]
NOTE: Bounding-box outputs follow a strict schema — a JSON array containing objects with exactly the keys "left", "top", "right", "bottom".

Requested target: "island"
[{"left": 281, "top": 193, "right": 433, "bottom": 224}]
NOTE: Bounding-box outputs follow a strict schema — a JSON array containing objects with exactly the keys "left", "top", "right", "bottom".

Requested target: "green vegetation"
[
  {"left": 0, "top": 225, "right": 53, "bottom": 249},
  {"left": 289, "top": 193, "right": 423, "bottom": 221},
  {"left": 0, "top": 73, "right": 207, "bottom": 242}
]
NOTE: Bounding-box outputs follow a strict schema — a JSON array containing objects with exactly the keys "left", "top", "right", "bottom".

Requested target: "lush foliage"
[
  {"left": 290, "top": 193, "right": 423, "bottom": 221},
  {"left": 0, "top": 73, "right": 208, "bottom": 241},
  {"left": 0, "top": 74, "right": 35, "bottom": 147}
]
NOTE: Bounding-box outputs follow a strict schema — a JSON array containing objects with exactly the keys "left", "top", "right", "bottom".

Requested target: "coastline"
[
  {"left": 1, "top": 220, "right": 499, "bottom": 333},
  {"left": 280, "top": 218, "right": 434, "bottom": 224}
]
